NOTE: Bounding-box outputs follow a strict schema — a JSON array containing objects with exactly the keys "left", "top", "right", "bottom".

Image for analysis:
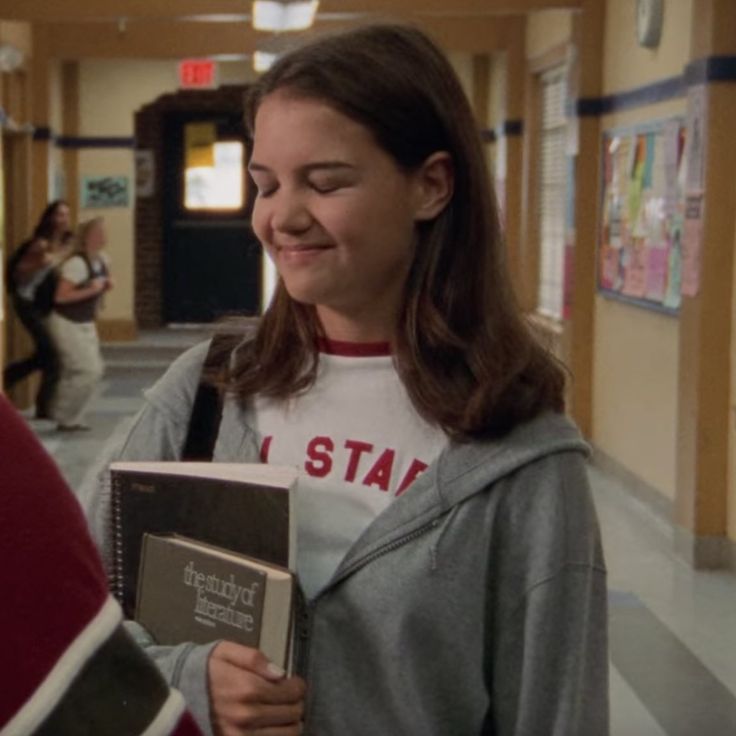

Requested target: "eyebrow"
[{"left": 248, "top": 161, "right": 356, "bottom": 175}]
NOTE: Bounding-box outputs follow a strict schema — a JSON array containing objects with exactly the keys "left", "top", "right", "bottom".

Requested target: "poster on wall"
[
  {"left": 598, "top": 117, "right": 686, "bottom": 313},
  {"left": 81, "top": 176, "right": 130, "bottom": 208}
]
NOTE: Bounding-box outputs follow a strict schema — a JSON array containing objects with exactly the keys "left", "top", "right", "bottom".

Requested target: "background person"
[
  {"left": 81, "top": 24, "right": 608, "bottom": 736},
  {"left": 48, "top": 216, "right": 113, "bottom": 432},
  {"left": 3, "top": 200, "right": 74, "bottom": 419}
]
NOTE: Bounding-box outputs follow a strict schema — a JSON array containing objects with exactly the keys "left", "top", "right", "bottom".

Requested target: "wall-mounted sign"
[
  {"left": 179, "top": 59, "right": 217, "bottom": 89},
  {"left": 81, "top": 176, "right": 130, "bottom": 208}
]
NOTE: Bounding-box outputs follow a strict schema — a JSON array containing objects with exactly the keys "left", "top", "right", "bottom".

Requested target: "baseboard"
[
  {"left": 728, "top": 537, "right": 736, "bottom": 573},
  {"left": 592, "top": 444, "right": 735, "bottom": 572},
  {"left": 590, "top": 445, "right": 674, "bottom": 524},
  {"left": 674, "top": 526, "right": 732, "bottom": 570},
  {"left": 97, "top": 318, "right": 138, "bottom": 342}
]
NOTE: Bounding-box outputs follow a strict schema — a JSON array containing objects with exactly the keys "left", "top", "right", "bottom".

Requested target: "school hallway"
[{"left": 22, "top": 328, "right": 736, "bottom": 736}]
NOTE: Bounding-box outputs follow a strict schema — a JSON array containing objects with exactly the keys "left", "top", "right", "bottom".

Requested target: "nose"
[{"left": 269, "top": 190, "right": 313, "bottom": 235}]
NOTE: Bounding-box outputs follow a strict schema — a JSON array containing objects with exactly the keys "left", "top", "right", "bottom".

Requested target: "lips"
[{"left": 275, "top": 243, "right": 332, "bottom": 252}]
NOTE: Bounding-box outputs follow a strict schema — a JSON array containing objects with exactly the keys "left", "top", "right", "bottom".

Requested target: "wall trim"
[
  {"left": 57, "top": 135, "right": 135, "bottom": 149},
  {"left": 482, "top": 120, "right": 524, "bottom": 143},
  {"left": 593, "top": 444, "right": 735, "bottom": 572},
  {"left": 577, "top": 54, "right": 736, "bottom": 117},
  {"left": 591, "top": 444, "right": 674, "bottom": 523},
  {"left": 577, "top": 75, "right": 685, "bottom": 116},
  {"left": 685, "top": 55, "right": 736, "bottom": 85},
  {"left": 674, "top": 527, "right": 732, "bottom": 571},
  {"left": 97, "top": 318, "right": 138, "bottom": 342},
  {"left": 31, "top": 127, "right": 135, "bottom": 148}
]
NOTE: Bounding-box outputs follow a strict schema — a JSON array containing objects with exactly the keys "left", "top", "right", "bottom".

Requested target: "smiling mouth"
[{"left": 275, "top": 243, "right": 333, "bottom": 253}]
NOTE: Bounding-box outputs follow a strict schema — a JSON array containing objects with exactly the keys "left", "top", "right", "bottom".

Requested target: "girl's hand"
[{"left": 208, "top": 641, "right": 306, "bottom": 736}]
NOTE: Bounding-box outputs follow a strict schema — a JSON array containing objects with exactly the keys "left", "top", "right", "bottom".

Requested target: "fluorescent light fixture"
[
  {"left": 252, "top": 1, "right": 319, "bottom": 32},
  {"left": 253, "top": 51, "right": 279, "bottom": 72}
]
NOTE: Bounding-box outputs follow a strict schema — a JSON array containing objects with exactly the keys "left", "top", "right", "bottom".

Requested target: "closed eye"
[
  {"left": 253, "top": 181, "right": 278, "bottom": 198},
  {"left": 309, "top": 179, "right": 352, "bottom": 194}
]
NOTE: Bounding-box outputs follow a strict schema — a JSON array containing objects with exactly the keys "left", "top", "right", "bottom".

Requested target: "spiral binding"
[{"left": 109, "top": 471, "right": 125, "bottom": 604}]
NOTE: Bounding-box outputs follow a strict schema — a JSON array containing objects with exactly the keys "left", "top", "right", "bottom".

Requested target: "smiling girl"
[{"left": 83, "top": 24, "right": 608, "bottom": 736}]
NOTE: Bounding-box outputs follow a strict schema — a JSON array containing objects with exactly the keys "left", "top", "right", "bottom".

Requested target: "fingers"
[
  {"left": 214, "top": 700, "right": 304, "bottom": 729},
  {"left": 208, "top": 643, "right": 307, "bottom": 736},
  {"left": 210, "top": 652, "right": 306, "bottom": 705},
  {"left": 213, "top": 641, "right": 288, "bottom": 682}
]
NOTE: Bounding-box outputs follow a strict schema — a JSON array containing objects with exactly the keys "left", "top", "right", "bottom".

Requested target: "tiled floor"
[{"left": 24, "top": 329, "right": 736, "bottom": 736}]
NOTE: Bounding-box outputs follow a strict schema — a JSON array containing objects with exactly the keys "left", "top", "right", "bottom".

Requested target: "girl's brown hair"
[{"left": 229, "top": 23, "right": 564, "bottom": 440}]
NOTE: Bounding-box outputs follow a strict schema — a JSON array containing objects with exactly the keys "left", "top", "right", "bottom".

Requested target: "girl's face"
[
  {"left": 85, "top": 222, "right": 107, "bottom": 252},
  {"left": 52, "top": 204, "right": 71, "bottom": 234},
  {"left": 250, "top": 91, "right": 426, "bottom": 341}
]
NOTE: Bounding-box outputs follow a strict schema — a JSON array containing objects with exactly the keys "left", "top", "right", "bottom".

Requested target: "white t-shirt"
[
  {"left": 246, "top": 341, "right": 447, "bottom": 599},
  {"left": 61, "top": 252, "right": 110, "bottom": 284}
]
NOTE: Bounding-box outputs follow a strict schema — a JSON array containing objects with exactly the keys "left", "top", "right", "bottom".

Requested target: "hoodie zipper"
[{"left": 298, "top": 516, "right": 441, "bottom": 731}]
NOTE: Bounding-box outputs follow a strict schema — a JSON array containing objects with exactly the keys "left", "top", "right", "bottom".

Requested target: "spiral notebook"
[{"left": 109, "top": 461, "right": 299, "bottom": 618}]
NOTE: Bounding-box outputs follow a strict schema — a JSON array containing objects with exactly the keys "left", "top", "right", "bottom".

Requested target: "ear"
[{"left": 413, "top": 151, "right": 454, "bottom": 222}]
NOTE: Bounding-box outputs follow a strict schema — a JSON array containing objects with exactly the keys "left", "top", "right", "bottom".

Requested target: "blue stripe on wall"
[
  {"left": 481, "top": 121, "right": 523, "bottom": 143},
  {"left": 30, "top": 129, "right": 135, "bottom": 148},
  {"left": 577, "top": 76, "right": 686, "bottom": 117},
  {"left": 57, "top": 136, "right": 135, "bottom": 149},
  {"left": 578, "top": 55, "right": 736, "bottom": 117},
  {"left": 33, "top": 126, "right": 53, "bottom": 141},
  {"left": 685, "top": 55, "right": 736, "bottom": 85}
]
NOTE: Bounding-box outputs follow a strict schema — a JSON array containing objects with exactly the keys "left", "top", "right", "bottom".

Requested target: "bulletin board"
[{"left": 598, "top": 117, "right": 686, "bottom": 314}]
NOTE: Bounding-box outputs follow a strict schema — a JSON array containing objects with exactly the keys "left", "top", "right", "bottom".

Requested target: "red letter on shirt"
[
  {"left": 305, "top": 436, "right": 334, "bottom": 477},
  {"left": 362, "top": 448, "right": 395, "bottom": 492},
  {"left": 343, "top": 439, "right": 374, "bottom": 482},
  {"left": 260, "top": 436, "right": 273, "bottom": 462},
  {"left": 396, "top": 459, "right": 428, "bottom": 496}
]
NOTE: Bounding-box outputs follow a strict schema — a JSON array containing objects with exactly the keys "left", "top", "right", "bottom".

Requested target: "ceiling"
[{"left": 0, "top": 0, "right": 583, "bottom": 59}]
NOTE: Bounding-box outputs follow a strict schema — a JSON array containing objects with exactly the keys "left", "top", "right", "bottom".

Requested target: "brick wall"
[{"left": 134, "top": 85, "right": 250, "bottom": 327}]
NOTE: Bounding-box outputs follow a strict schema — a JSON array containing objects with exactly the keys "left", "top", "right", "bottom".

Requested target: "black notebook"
[{"left": 109, "top": 461, "right": 298, "bottom": 617}]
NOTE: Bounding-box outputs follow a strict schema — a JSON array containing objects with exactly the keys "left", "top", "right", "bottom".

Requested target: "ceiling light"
[{"left": 252, "top": 1, "right": 319, "bottom": 32}]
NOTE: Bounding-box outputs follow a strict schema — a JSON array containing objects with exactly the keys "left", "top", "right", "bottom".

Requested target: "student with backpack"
[
  {"left": 48, "top": 216, "right": 113, "bottom": 431},
  {"left": 82, "top": 25, "right": 608, "bottom": 736},
  {"left": 3, "top": 200, "right": 73, "bottom": 418}
]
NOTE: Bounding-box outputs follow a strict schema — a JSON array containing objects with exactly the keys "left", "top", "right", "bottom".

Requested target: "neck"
[{"left": 315, "top": 303, "right": 398, "bottom": 343}]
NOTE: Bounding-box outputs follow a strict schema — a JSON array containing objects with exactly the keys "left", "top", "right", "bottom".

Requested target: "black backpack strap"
[{"left": 181, "top": 332, "right": 243, "bottom": 461}]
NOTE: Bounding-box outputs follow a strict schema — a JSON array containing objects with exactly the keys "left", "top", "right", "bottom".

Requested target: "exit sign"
[{"left": 179, "top": 59, "right": 217, "bottom": 89}]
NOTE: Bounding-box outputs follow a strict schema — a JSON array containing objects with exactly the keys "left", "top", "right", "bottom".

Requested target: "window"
[
  {"left": 537, "top": 66, "right": 568, "bottom": 320},
  {"left": 185, "top": 141, "right": 245, "bottom": 210}
]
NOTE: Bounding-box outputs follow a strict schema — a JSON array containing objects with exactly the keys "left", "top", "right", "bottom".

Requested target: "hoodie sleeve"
[
  {"left": 76, "top": 340, "right": 212, "bottom": 571},
  {"left": 488, "top": 450, "right": 609, "bottom": 736}
]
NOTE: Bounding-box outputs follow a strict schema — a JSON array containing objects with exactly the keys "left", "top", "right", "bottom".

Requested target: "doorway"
[{"left": 161, "top": 110, "right": 261, "bottom": 324}]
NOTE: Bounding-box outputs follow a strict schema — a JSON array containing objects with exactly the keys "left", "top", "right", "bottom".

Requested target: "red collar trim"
[{"left": 317, "top": 337, "right": 392, "bottom": 357}]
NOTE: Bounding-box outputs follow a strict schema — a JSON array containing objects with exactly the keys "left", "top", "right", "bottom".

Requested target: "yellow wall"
[
  {"left": 603, "top": 0, "right": 694, "bottom": 92},
  {"left": 75, "top": 59, "right": 180, "bottom": 322},
  {"left": 590, "top": 2, "right": 692, "bottom": 501},
  {"left": 525, "top": 10, "right": 572, "bottom": 58},
  {"left": 48, "top": 59, "right": 64, "bottom": 199},
  {"left": 72, "top": 58, "right": 263, "bottom": 323},
  {"left": 448, "top": 52, "right": 474, "bottom": 102},
  {"left": 0, "top": 21, "right": 32, "bottom": 57}
]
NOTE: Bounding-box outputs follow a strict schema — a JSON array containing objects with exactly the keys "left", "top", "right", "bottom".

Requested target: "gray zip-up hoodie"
[{"left": 80, "top": 341, "right": 609, "bottom": 736}]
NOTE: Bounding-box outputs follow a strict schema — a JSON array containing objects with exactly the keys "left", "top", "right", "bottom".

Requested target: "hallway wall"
[
  {"left": 592, "top": 0, "right": 693, "bottom": 502},
  {"left": 51, "top": 58, "right": 256, "bottom": 327}
]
